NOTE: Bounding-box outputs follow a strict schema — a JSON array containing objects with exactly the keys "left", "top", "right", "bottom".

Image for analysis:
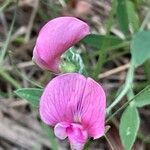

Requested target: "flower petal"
[
  {"left": 79, "top": 77, "right": 106, "bottom": 139},
  {"left": 39, "top": 73, "right": 87, "bottom": 126},
  {"left": 54, "top": 122, "right": 70, "bottom": 140},
  {"left": 33, "top": 17, "right": 90, "bottom": 72},
  {"left": 67, "top": 123, "right": 88, "bottom": 150},
  {"left": 32, "top": 46, "right": 51, "bottom": 70}
]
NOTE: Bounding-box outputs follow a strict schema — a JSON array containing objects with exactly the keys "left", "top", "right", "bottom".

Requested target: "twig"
[
  {"left": 10, "top": 100, "right": 28, "bottom": 107},
  {"left": 111, "top": 27, "right": 125, "bottom": 39},
  {"left": 0, "top": 68, "right": 21, "bottom": 88},
  {"left": 5, "top": 61, "right": 34, "bottom": 70},
  {"left": 24, "top": 0, "right": 39, "bottom": 42},
  {"left": 104, "top": 135, "right": 115, "bottom": 150},
  {"left": 0, "top": 13, "right": 8, "bottom": 36},
  {"left": 11, "top": 26, "right": 27, "bottom": 41},
  {"left": 0, "top": 0, "right": 11, "bottom": 13},
  {"left": 98, "top": 63, "right": 130, "bottom": 79},
  {"left": 58, "top": 0, "right": 66, "bottom": 7}
]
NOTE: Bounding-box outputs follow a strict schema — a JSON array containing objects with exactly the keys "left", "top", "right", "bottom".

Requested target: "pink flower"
[
  {"left": 32, "top": 17, "right": 90, "bottom": 73},
  {"left": 40, "top": 73, "right": 106, "bottom": 150}
]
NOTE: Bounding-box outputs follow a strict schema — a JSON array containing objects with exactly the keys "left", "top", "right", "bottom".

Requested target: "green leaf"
[
  {"left": 82, "top": 34, "right": 123, "bottom": 49},
  {"left": 131, "top": 31, "right": 150, "bottom": 67},
  {"left": 126, "top": 0, "right": 140, "bottom": 33},
  {"left": 132, "top": 0, "right": 141, "bottom": 9},
  {"left": 119, "top": 106, "right": 140, "bottom": 150},
  {"left": 117, "top": 0, "right": 140, "bottom": 35},
  {"left": 15, "top": 88, "right": 43, "bottom": 107},
  {"left": 117, "top": 0, "right": 129, "bottom": 36},
  {"left": 134, "top": 85, "right": 150, "bottom": 107}
]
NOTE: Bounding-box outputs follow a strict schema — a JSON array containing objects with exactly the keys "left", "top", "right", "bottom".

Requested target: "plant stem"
[
  {"left": 93, "top": 41, "right": 130, "bottom": 80},
  {"left": 106, "top": 0, "right": 117, "bottom": 33},
  {"left": 0, "top": 0, "right": 10, "bottom": 13},
  {"left": 106, "top": 83, "right": 150, "bottom": 123},
  {"left": 106, "top": 98, "right": 131, "bottom": 123},
  {"left": 106, "top": 96, "right": 133, "bottom": 123},
  {"left": 93, "top": 43, "right": 107, "bottom": 79},
  {"left": 83, "top": 140, "right": 91, "bottom": 150},
  {"left": 106, "top": 63, "right": 134, "bottom": 114},
  {"left": 0, "top": 68, "right": 21, "bottom": 88},
  {"left": 107, "top": 49, "right": 129, "bottom": 61},
  {"left": 0, "top": 0, "right": 18, "bottom": 64},
  {"left": 140, "top": 9, "right": 150, "bottom": 31},
  {"left": 104, "top": 135, "right": 115, "bottom": 150},
  {"left": 93, "top": 41, "right": 130, "bottom": 56}
]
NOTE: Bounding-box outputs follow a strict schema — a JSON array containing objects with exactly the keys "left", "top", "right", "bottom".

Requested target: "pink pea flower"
[
  {"left": 40, "top": 73, "right": 106, "bottom": 150},
  {"left": 32, "top": 17, "right": 90, "bottom": 73}
]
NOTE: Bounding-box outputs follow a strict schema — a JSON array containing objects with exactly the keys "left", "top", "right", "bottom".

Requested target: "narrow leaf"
[
  {"left": 117, "top": 0, "right": 129, "bottom": 36},
  {"left": 131, "top": 31, "right": 150, "bottom": 67},
  {"left": 117, "top": 0, "right": 139, "bottom": 35},
  {"left": 15, "top": 88, "right": 43, "bottom": 107},
  {"left": 82, "top": 34, "right": 123, "bottom": 49},
  {"left": 119, "top": 106, "right": 140, "bottom": 150},
  {"left": 126, "top": 0, "right": 140, "bottom": 33}
]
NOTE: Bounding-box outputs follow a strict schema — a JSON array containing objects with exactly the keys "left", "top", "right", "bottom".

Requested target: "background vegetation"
[{"left": 0, "top": 0, "right": 150, "bottom": 149}]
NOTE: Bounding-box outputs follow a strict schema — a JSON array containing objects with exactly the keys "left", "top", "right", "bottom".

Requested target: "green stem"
[
  {"left": 93, "top": 41, "right": 130, "bottom": 56},
  {"left": 0, "top": 68, "right": 21, "bottom": 88},
  {"left": 83, "top": 140, "right": 91, "bottom": 150},
  {"left": 0, "top": 0, "right": 10, "bottom": 13},
  {"left": 106, "top": 98, "right": 132, "bottom": 123},
  {"left": 0, "top": 0, "right": 18, "bottom": 64},
  {"left": 108, "top": 41, "right": 130, "bottom": 51},
  {"left": 93, "top": 41, "right": 130, "bottom": 79},
  {"left": 93, "top": 45, "right": 107, "bottom": 79},
  {"left": 106, "top": 97, "right": 134, "bottom": 123},
  {"left": 8, "top": 52, "right": 43, "bottom": 88},
  {"left": 106, "top": 0, "right": 117, "bottom": 33},
  {"left": 108, "top": 49, "right": 129, "bottom": 61},
  {"left": 106, "top": 63, "right": 134, "bottom": 114},
  {"left": 106, "top": 82, "right": 148, "bottom": 122},
  {"left": 17, "top": 69, "right": 43, "bottom": 88},
  {"left": 140, "top": 9, "right": 150, "bottom": 31}
]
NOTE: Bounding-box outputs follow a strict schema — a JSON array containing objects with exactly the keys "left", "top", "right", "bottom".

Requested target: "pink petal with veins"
[
  {"left": 33, "top": 17, "right": 90, "bottom": 72},
  {"left": 54, "top": 122, "right": 88, "bottom": 150},
  {"left": 79, "top": 77, "right": 106, "bottom": 139},
  {"left": 40, "top": 73, "right": 86, "bottom": 126},
  {"left": 39, "top": 73, "right": 106, "bottom": 149},
  {"left": 67, "top": 123, "right": 88, "bottom": 150}
]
